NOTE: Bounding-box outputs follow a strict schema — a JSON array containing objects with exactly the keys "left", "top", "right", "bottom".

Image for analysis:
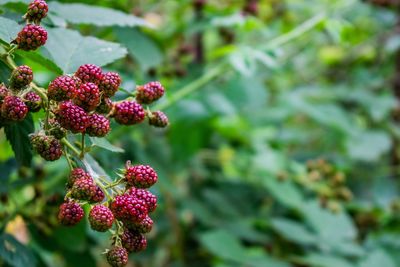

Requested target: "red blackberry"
[
  {"left": 90, "top": 186, "right": 105, "bottom": 203},
  {"left": 0, "top": 85, "right": 10, "bottom": 105},
  {"left": 106, "top": 247, "right": 128, "bottom": 267},
  {"left": 25, "top": 0, "right": 48, "bottom": 24},
  {"left": 89, "top": 205, "right": 114, "bottom": 232},
  {"left": 10, "top": 65, "right": 33, "bottom": 90},
  {"left": 75, "top": 64, "right": 103, "bottom": 84},
  {"left": 121, "top": 229, "right": 147, "bottom": 253},
  {"left": 30, "top": 134, "right": 63, "bottom": 161},
  {"left": 48, "top": 75, "right": 78, "bottom": 101},
  {"left": 125, "top": 164, "right": 158, "bottom": 189},
  {"left": 67, "top": 168, "right": 91, "bottom": 188},
  {"left": 126, "top": 188, "right": 157, "bottom": 212},
  {"left": 86, "top": 114, "right": 110, "bottom": 137},
  {"left": 99, "top": 72, "right": 121, "bottom": 97},
  {"left": 58, "top": 201, "right": 84, "bottom": 226},
  {"left": 24, "top": 91, "right": 41, "bottom": 112},
  {"left": 14, "top": 24, "right": 47, "bottom": 51},
  {"left": 55, "top": 101, "right": 90, "bottom": 133},
  {"left": 96, "top": 97, "right": 113, "bottom": 114},
  {"left": 74, "top": 82, "right": 100, "bottom": 111},
  {"left": 71, "top": 177, "right": 97, "bottom": 201},
  {"left": 47, "top": 119, "right": 67, "bottom": 140},
  {"left": 110, "top": 194, "right": 148, "bottom": 223},
  {"left": 113, "top": 101, "right": 145, "bottom": 125},
  {"left": 126, "top": 215, "right": 153, "bottom": 234},
  {"left": 136, "top": 81, "right": 165, "bottom": 104},
  {"left": 148, "top": 111, "right": 169, "bottom": 128},
  {"left": 1, "top": 96, "right": 28, "bottom": 122}
]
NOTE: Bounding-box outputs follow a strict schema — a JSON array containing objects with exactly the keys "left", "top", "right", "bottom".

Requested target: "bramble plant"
[{"left": 0, "top": 1, "right": 168, "bottom": 266}]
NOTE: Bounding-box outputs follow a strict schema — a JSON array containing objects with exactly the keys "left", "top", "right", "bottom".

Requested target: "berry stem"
[
  {"left": 80, "top": 133, "right": 86, "bottom": 159},
  {"left": 104, "top": 178, "right": 124, "bottom": 189},
  {"left": 61, "top": 138, "right": 81, "bottom": 157},
  {"left": 64, "top": 149, "right": 74, "bottom": 170}
]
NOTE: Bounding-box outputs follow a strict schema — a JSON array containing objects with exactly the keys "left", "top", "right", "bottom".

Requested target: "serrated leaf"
[
  {"left": 49, "top": 2, "right": 148, "bottom": 27},
  {"left": 15, "top": 50, "right": 63, "bottom": 75},
  {"left": 4, "top": 114, "right": 34, "bottom": 167},
  {"left": 0, "top": 17, "right": 20, "bottom": 44},
  {"left": 89, "top": 137, "right": 124, "bottom": 153},
  {"left": 44, "top": 28, "right": 127, "bottom": 74},
  {"left": 0, "top": 234, "right": 37, "bottom": 267},
  {"left": 270, "top": 218, "right": 317, "bottom": 245},
  {"left": 115, "top": 27, "right": 163, "bottom": 71}
]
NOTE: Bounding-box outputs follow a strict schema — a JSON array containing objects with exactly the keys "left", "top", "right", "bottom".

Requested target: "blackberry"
[
  {"left": 113, "top": 101, "right": 145, "bottom": 125},
  {"left": 90, "top": 186, "right": 105, "bottom": 203},
  {"left": 10, "top": 65, "right": 33, "bottom": 90},
  {"left": 24, "top": 91, "right": 41, "bottom": 112},
  {"left": 99, "top": 72, "right": 121, "bottom": 97},
  {"left": 67, "top": 168, "right": 91, "bottom": 188},
  {"left": 126, "top": 188, "right": 157, "bottom": 212},
  {"left": 1, "top": 96, "right": 28, "bottom": 122},
  {"left": 75, "top": 64, "right": 103, "bottom": 84},
  {"left": 136, "top": 81, "right": 165, "bottom": 104},
  {"left": 125, "top": 164, "right": 158, "bottom": 189},
  {"left": 47, "top": 119, "right": 67, "bottom": 140},
  {"left": 121, "top": 229, "right": 147, "bottom": 253},
  {"left": 89, "top": 205, "right": 114, "bottom": 232},
  {"left": 86, "top": 114, "right": 110, "bottom": 137},
  {"left": 74, "top": 82, "right": 100, "bottom": 111},
  {"left": 25, "top": 0, "right": 48, "bottom": 24},
  {"left": 14, "top": 24, "right": 47, "bottom": 51},
  {"left": 148, "top": 111, "right": 169, "bottom": 128},
  {"left": 106, "top": 247, "right": 128, "bottom": 267},
  {"left": 96, "top": 97, "right": 113, "bottom": 114},
  {"left": 71, "top": 177, "right": 97, "bottom": 201},
  {"left": 58, "top": 201, "right": 84, "bottom": 226},
  {"left": 110, "top": 194, "right": 148, "bottom": 223},
  {"left": 30, "top": 134, "right": 63, "bottom": 161},
  {"left": 48, "top": 75, "right": 78, "bottom": 101},
  {"left": 55, "top": 101, "right": 90, "bottom": 133},
  {"left": 0, "top": 85, "right": 10, "bottom": 105},
  {"left": 126, "top": 215, "right": 153, "bottom": 234}
]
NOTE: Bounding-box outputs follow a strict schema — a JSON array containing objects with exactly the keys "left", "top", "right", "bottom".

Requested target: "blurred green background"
[{"left": 1, "top": 0, "right": 400, "bottom": 266}]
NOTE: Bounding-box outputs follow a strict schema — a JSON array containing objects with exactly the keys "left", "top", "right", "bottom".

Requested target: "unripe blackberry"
[
  {"left": 126, "top": 188, "right": 157, "bottom": 212},
  {"left": 113, "top": 101, "right": 145, "bottom": 125},
  {"left": 126, "top": 215, "right": 153, "bottom": 234},
  {"left": 25, "top": 0, "right": 48, "bottom": 24},
  {"left": 71, "top": 177, "right": 97, "bottom": 201},
  {"left": 148, "top": 111, "right": 169, "bottom": 128},
  {"left": 10, "top": 65, "right": 33, "bottom": 90},
  {"left": 48, "top": 75, "right": 78, "bottom": 101},
  {"left": 55, "top": 101, "right": 90, "bottom": 133},
  {"left": 121, "top": 229, "right": 147, "bottom": 253},
  {"left": 110, "top": 194, "right": 148, "bottom": 223},
  {"left": 99, "top": 72, "right": 121, "bottom": 97},
  {"left": 89, "top": 205, "right": 114, "bottom": 232},
  {"left": 58, "top": 201, "right": 84, "bottom": 226},
  {"left": 125, "top": 164, "right": 158, "bottom": 189},
  {"left": 67, "top": 168, "right": 91, "bottom": 188},
  {"left": 24, "top": 91, "right": 41, "bottom": 112},
  {"left": 96, "top": 97, "right": 113, "bottom": 114},
  {"left": 0, "top": 84, "right": 10, "bottom": 105},
  {"left": 75, "top": 64, "right": 103, "bottom": 84},
  {"left": 86, "top": 114, "right": 110, "bottom": 137},
  {"left": 136, "top": 81, "right": 165, "bottom": 104},
  {"left": 47, "top": 119, "right": 67, "bottom": 140},
  {"left": 90, "top": 186, "right": 105, "bottom": 203},
  {"left": 14, "top": 24, "right": 47, "bottom": 51},
  {"left": 1, "top": 96, "right": 28, "bottom": 122},
  {"left": 74, "top": 82, "right": 100, "bottom": 111},
  {"left": 106, "top": 247, "right": 128, "bottom": 267},
  {"left": 30, "top": 134, "right": 63, "bottom": 161}
]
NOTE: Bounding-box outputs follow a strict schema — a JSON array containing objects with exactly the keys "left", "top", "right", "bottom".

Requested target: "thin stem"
[
  {"left": 104, "top": 178, "right": 124, "bottom": 189},
  {"left": 61, "top": 138, "right": 81, "bottom": 157},
  {"left": 64, "top": 149, "right": 74, "bottom": 170},
  {"left": 44, "top": 100, "right": 50, "bottom": 130},
  {"left": 80, "top": 133, "right": 85, "bottom": 159}
]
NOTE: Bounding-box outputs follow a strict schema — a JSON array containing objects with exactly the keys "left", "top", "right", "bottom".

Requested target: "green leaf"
[
  {"left": 359, "top": 250, "right": 396, "bottom": 267},
  {"left": 0, "top": 17, "right": 20, "bottom": 44},
  {"left": 270, "top": 218, "right": 317, "bottom": 245},
  {"left": 263, "top": 177, "right": 304, "bottom": 209},
  {"left": 115, "top": 27, "right": 163, "bottom": 71},
  {"left": 54, "top": 221, "right": 87, "bottom": 252},
  {"left": 48, "top": 2, "right": 148, "bottom": 27},
  {"left": 15, "top": 50, "right": 63, "bottom": 75},
  {"left": 346, "top": 131, "right": 391, "bottom": 162},
  {"left": 0, "top": 234, "right": 37, "bottom": 267},
  {"left": 4, "top": 114, "right": 34, "bottom": 167},
  {"left": 44, "top": 28, "right": 127, "bottom": 74},
  {"left": 89, "top": 137, "right": 124, "bottom": 153},
  {"left": 298, "top": 253, "right": 354, "bottom": 267}
]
